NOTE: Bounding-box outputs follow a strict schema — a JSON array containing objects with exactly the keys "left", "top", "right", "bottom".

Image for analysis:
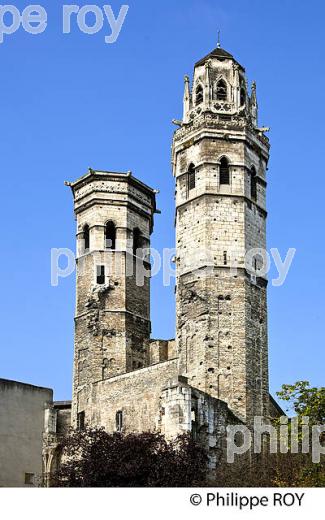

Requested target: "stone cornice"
[
  {"left": 172, "top": 115, "right": 270, "bottom": 160},
  {"left": 75, "top": 308, "right": 151, "bottom": 322},
  {"left": 175, "top": 191, "right": 267, "bottom": 217},
  {"left": 67, "top": 170, "right": 157, "bottom": 198},
  {"left": 177, "top": 265, "right": 268, "bottom": 287}
]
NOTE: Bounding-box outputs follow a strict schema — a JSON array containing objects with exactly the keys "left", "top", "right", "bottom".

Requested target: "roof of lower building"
[
  {"left": 53, "top": 400, "right": 72, "bottom": 409},
  {"left": 0, "top": 378, "right": 52, "bottom": 393},
  {"left": 270, "top": 394, "right": 286, "bottom": 416}
]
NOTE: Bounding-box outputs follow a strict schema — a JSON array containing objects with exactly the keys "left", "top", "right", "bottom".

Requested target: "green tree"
[
  {"left": 212, "top": 381, "right": 325, "bottom": 487},
  {"left": 276, "top": 380, "right": 325, "bottom": 424},
  {"left": 273, "top": 381, "right": 325, "bottom": 487}
]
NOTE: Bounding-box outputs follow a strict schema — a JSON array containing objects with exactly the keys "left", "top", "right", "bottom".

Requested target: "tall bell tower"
[{"left": 172, "top": 46, "right": 270, "bottom": 424}]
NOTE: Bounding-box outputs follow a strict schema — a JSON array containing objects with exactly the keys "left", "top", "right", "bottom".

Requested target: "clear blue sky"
[{"left": 1, "top": 0, "right": 324, "bottom": 401}]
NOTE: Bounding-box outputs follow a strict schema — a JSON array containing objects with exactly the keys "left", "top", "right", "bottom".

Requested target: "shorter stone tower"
[{"left": 66, "top": 169, "right": 157, "bottom": 428}]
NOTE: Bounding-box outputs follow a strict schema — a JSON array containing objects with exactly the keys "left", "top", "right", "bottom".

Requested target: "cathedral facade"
[{"left": 43, "top": 45, "right": 280, "bottom": 479}]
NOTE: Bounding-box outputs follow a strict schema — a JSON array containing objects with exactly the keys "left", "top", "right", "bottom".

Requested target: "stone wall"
[
  {"left": 176, "top": 267, "right": 267, "bottom": 423},
  {"left": 88, "top": 359, "right": 178, "bottom": 432},
  {"left": 149, "top": 339, "right": 176, "bottom": 364}
]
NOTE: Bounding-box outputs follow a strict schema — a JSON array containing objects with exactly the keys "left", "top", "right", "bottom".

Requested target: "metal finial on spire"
[{"left": 217, "top": 30, "right": 221, "bottom": 48}]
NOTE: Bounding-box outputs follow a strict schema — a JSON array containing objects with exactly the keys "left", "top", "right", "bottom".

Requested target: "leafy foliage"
[
  {"left": 212, "top": 381, "right": 325, "bottom": 487},
  {"left": 53, "top": 429, "right": 208, "bottom": 487},
  {"left": 276, "top": 380, "right": 325, "bottom": 424},
  {"left": 272, "top": 380, "right": 325, "bottom": 486}
]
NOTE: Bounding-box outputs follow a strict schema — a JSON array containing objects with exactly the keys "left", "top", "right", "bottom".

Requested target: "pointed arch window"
[
  {"left": 240, "top": 87, "right": 246, "bottom": 106},
  {"left": 216, "top": 79, "right": 227, "bottom": 101},
  {"left": 105, "top": 221, "right": 116, "bottom": 249},
  {"left": 188, "top": 163, "right": 196, "bottom": 191},
  {"left": 219, "top": 157, "right": 230, "bottom": 185},
  {"left": 83, "top": 224, "right": 90, "bottom": 252},
  {"left": 195, "top": 84, "right": 203, "bottom": 105},
  {"left": 250, "top": 166, "right": 257, "bottom": 201}
]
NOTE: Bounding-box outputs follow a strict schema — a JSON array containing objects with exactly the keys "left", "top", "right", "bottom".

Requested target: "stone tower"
[
  {"left": 172, "top": 46, "right": 270, "bottom": 424},
  {"left": 66, "top": 169, "right": 157, "bottom": 428},
  {"left": 41, "top": 45, "right": 280, "bottom": 485}
]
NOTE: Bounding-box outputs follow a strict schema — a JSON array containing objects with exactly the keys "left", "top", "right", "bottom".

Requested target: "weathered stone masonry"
[
  {"left": 173, "top": 47, "right": 270, "bottom": 425},
  {"left": 43, "top": 45, "right": 279, "bottom": 479},
  {"left": 65, "top": 170, "right": 158, "bottom": 429}
]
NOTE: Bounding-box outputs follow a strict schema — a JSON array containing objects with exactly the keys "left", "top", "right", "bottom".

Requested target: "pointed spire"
[
  {"left": 183, "top": 75, "right": 190, "bottom": 124},
  {"left": 217, "top": 30, "right": 221, "bottom": 49},
  {"left": 250, "top": 81, "right": 258, "bottom": 126},
  {"left": 251, "top": 81, "right": 257, "bottom": 102},
  {"left": 204, "top": 60, "right": 211, "bottom": 106}
]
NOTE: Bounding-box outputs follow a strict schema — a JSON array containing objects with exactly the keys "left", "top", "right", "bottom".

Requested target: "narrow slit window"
[
  {"left": 96, "top": 265, "right": 105, "bottom": 285},
  {"left": 188, "top": 163, "right": 196, "bottom": 190},
  {"left": 240, "top": 87, "right": 246, "bottom": 106},
  {"left": 223, "top": 251, "right": 227, "bottom": 265},
  {"left": 77, "top": 411, "right": 85, "bottom": 431},
  {"left": 116, "top": 410, "right": 123, "bottom": 432},
  {"left": 251, "top": 166, "right": 257, "bottom": 200},
  {"left": 220, "top": 157, "right": 230, "bottom": 185},
  {"left": 83, "top": 224, "right": 90, "bottom": 252}
]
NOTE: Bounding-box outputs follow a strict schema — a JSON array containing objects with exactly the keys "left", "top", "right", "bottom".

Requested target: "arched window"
[
  {"left": 250, "top": 166, "right": 257, "bottom": 200},
  {"left": 105, "top": 221, "right": 116, "bottom": 249},
  {"left": 195, "top": 84, "right": 203, "bottom": 105},
  {"left": 216, "top": 79, "right": 227, "bottom": 101},
  {"left": 219, "top": 157, "right": 230, "bottom": 185},
  {"left": 188, "top": 163, "right": 196, "bottom": 191},
  {"left": 133, "top": 228, "right": 142, "bottom": 256},
  {"left": 240, "top": 87, "right": 246, "bottom": 106},
  {"left": 83, "top": 224, "right": 90, "bottom": 252}
]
